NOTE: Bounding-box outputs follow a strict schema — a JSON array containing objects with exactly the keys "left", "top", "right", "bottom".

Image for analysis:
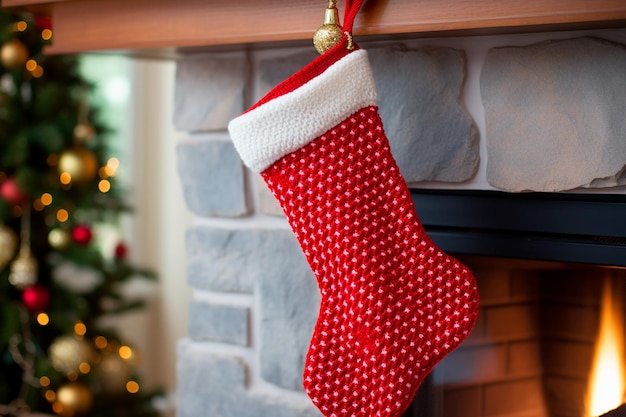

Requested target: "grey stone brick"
[
  {"left": 369, "top": 44, "right": 479, "bottom": 183},
  {"left": 258, "top": 50, "right": 318, "bottom": 97},
  {"left": 177, "top": 341, "right": 322, "bottom": 417},
  {"left": 186, "top": 226, "right": 256, "bottom": 293},
  {"left": 256, "top": 174, "right": 284, "bottom": 216},
  {"left": 174, "top": 54, "right": 245, "bottom": 131},
  {"left": 248, "top": 394, "right": 322, "bottom": 417},
  {"left": 256, "top": 229, "right": 319, "bottom": 391},
  {"left": 177, "top": 137, "right": 248, "bottom": 217},
  {"left": 177, "top": 342, "right": 249, "bottom": 417},
  {"left": 482, "top": 37, "right": 626, "bottom": 192},
  {"left": 188, "top": 301, "right": 249, "bottom": 346}
]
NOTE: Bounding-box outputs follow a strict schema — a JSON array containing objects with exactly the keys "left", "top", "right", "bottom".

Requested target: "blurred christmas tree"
[{"left": 0, "top": 9, "right": 162, "bottom": 417}]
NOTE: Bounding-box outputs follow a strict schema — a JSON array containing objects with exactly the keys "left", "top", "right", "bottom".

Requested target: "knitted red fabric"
[{"left": 261, "top": 106, "right": 479, "bottom": 417}]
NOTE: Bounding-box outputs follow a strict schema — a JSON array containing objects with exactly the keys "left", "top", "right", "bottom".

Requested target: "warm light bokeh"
[{"left": 587, "top": 278, "right": 625, "bottom": 417}]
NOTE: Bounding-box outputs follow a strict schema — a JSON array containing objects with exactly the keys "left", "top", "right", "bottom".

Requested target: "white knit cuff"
[{"left": 227, "top": 49, "right": 377, "bottom": 173}]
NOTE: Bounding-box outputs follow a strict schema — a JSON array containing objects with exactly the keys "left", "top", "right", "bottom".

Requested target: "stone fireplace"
[
  {"left": 5, "top": 0, "right": 625, "bottom": 415},
  {"left": 172, "top": 27, "right": 626, "bottom": 417}
]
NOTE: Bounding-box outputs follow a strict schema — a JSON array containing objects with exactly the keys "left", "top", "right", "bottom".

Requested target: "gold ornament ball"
[
  {"left": 8, "top": 247, "right": 38, "bottom": 289},
  {"left": 1, "top": 39, "right": 29, "bottom": 69},
  {"left": 56, "top": 382, "right": 93, "bottom": 416},
  {"left": 48, "top": 228, "right": 71, "bottom": 250},
  {"left": 0, "top": 225, "right": 18, "bottom": 270},
  {"left": 313, "top": 23, "right": 343, "bottom": 54},
  {"left": 57, "top": 147, "right": 98, "bottom": 184},
  {"left": 49, "top": 335, "right": 93, "bottom": 375}
]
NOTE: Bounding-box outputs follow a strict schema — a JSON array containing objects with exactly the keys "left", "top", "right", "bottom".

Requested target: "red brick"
[
  {"left": 475, "top": 268, "right": 511, "bottom": 305},
  {"left": 443, "top": 387, "right": 481, "bottom": 417},
  {"left": 485, "top": 305, "right": 540, "bottom": 341},
  {"left": 509, "top": 341, "right": 542, "bottom": 377},
  {"left": 484, "top": 378, "right": 546, "bottom": 416},
  {"left": 542, "top": 341, "right": 594, "bottom": 378},
  {"left": 543, "top": 376, "right": 586, "bottom": 416}
]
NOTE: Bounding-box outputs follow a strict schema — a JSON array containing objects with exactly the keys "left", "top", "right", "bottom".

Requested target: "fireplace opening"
[
  {"left": 402, "top": 189, "right": 626, "bottom": 417},
  {"left": 403, "top": 256, "right": 626, "bottom": 417}
]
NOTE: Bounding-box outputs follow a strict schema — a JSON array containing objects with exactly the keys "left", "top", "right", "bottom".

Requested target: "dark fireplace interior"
[{"left": 403, "top": 189, "right": 626, "bottom": 417}]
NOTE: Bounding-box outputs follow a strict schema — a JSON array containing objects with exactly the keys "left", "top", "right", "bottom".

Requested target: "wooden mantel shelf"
[{"left": 3, "top": 0, "right": 626, "bottom": 55}]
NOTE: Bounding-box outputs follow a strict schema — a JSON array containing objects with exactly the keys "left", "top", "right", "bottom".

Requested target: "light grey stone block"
[
  {"left": 369, "top": 45, "right": 479, "bottom": 183},
  {"left": 482, "top": 37, "right": 626, "bottom": 192},
  {"left": 256, "top": 174, "right": 284, "bottom": 216},
  {"left": 177, "top": 138, "right": 248, "bottom": 217},
  {"left": 188, "top": 301, "right": 249, "bottom": 346},
  {"left": 174, "top": 55, "right": 245, "bottom": 131},
  {"left": 186, "top": 226, "right": 256, "bottom": 293},
  {"left": 258, "top": 50, "right": 318, "bottom": 97},
  {"left": 177, "top": 341, "right": 322, "bottom": 417},
  {"left": 257, "top": 229, "right": 319, "bottom": 391},
  {"left": 177, "top": 342, "right": 249, "bottom": 417}
]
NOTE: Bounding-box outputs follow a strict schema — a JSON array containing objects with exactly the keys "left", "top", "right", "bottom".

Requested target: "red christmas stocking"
[{"left": 228, "top": 4, "right": 479, "bottom": 416}]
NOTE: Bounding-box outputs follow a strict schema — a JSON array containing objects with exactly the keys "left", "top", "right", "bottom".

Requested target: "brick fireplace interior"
[
  {"left": 405, "top": 257, "right": 625, "bottom": 417},
  {"left": 402, "top": 190, "right": 626, "bottom": 417}
]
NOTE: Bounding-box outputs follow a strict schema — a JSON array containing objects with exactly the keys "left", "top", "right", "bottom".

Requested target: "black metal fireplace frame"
[{"left": 410, "top": 189, "right": 626, "bottom": 267}]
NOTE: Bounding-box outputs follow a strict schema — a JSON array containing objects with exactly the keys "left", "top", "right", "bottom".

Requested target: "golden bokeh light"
[
  {"left": 46, "top": 390, "right": 57, "bottom": 403},
  {"left": 126, "top": 381, "right": 139, "bottom": 394},
  {"left": 37, "top": 312, "right": 50, "bottom": 326},
  {"left": 42, "top": 29, "right": 53, "bottom": 40},
  {"left": 40, "top": 376, "right": 51, "bottom": 387},
  {"left": 94, "top": 336, "right": 108, "bottom": 349},
  {"left": 74, "top": 321, "right": 87, "bottom": 336},
  {"left": 79, "top": 362, "right": 91, "bottom": 374},
  {"left": 118, "top": 345, "right": 133, "bottom": 360},
  {"left": 98, "top": 179, "right": 111, "bottom": 193},
  {"left": 56, "top": 209, "right": 69, "bottom": 222},
  {"left": 41, "top": 192, "right": 53, "bottom": 206},
  {"left": 26, "top": 59, "right": 37, "bottom": 71},
  {"left": 32, "top": 65, "right": 44, "bottom": 78},
  {"left": 15, "top": 21, "right": 27, "bottom": 32},
  {"left": 59, "top": 172, "right": 72, "bottom": 185},
  {"left": 51, "top": 402, "right": 63, "bottom": 413}
]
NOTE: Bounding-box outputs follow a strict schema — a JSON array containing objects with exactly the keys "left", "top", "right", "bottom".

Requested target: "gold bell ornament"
[
  {"left": 8, "top": 206, "right": 38, "bottom": 289},
  {"left": 313, "top": 0, "right": 343, "bottom": 54}
]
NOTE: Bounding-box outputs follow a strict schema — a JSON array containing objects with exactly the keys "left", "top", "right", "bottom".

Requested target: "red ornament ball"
[
  {"left": 0, "top": 178, "right": 26, "bottom": 205},
  {"left": 35, "top": 16, "right": 52, "bottom": 31},
  {"left": 114, "top": 242, "right": 128, "bottom": 260},
  {"left": 22, "top": 284, "right": 50, "bottom": 312},
  {"left": 71, "top": 225, "right": 93, "bottom": 246}
]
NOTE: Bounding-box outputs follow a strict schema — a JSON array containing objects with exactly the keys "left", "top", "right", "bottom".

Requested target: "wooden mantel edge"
[{"left": 3, "top": 0, "right": 626, "bottom": 56}]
